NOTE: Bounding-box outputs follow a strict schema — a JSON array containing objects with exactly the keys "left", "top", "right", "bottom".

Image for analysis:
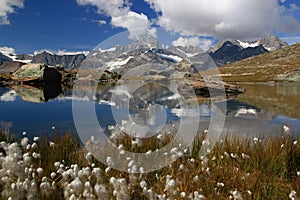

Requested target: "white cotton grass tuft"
[
  {"left": 283, "top": 125, "right": 290, "bottom": 135},
  {"left": 289, "top": 190, "right": 296, "bottom": 200}
]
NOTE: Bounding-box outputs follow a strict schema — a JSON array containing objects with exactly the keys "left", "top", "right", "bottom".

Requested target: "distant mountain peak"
[
  {"left": 130, "top": 35, "right": 161, "bottom": 49},
  {"left": 210, "top": 35, "right": 288, "bottom": 53}
]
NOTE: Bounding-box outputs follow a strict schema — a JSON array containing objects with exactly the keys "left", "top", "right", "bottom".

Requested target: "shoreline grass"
[{"left": 0, "top": 130, "right": 299, "bottom": 199}]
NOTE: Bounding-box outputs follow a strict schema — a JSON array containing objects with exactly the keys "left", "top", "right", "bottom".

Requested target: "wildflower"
[
  {"left": 54, "top": 162, "right": 60, "bottom": 169},
  {"left": 131, "top": 165, "right": 139, "bottom": 173},
  {"left": 224, "top": 151, "right": 229, "bottom": 157},
  {"left": 69, "top": 177, "right": 83, "bottom": 196},
  {"left": 51, "top": 172, "right": 56, "bottom": 179},
  {"left": 179, "top": 164, "right": 184, "bottom": 170},
  {"left": 94, "top": 184, "right": 109, "bottom": 198},
  {"left": 242, "top": 153, "right": 250, "bottom": 159},
  {"left": 181, "top": 192, "right": 186, "bottom": 198},
  {"left": 157, "top": 134, "right": 162, "bottom": 139},
  {"left": 31, "top": 143, "right": 38, "bottom": 149},
  {"left": 289, "top": 190, "right": 296, "bottom": 200},
  {"left": 230, "top": 153, "right": 238, "bottom": 159},
  {"left": 105, "top": 167, "right": 111, "bottom": 174},
  {"left": 202, "top": 139, "right": 210, "bottom": 146},
  {"left": 119, "top": 150, "right": 125, "bottom": 155},
  {"left": 21, "top": 137, "right": 29, "bottom": 147},
  {"left": 247, "top": 190, "right": 252, "bottom": 195},
  {"left": 217, "top": 182, "right": 225, "bottom": 187},
  {"left": 193, "top": 175, "right": 199, "bottom": 183},
  {"left": 51, "top": 126, "right": 55, "bottom": 130},
  {"left": 40, "top": 181, "right": 51, "bottom": 194},
  {"left": 49, "top": 142, "right": 55, "bottom": 147},
  {"left": 146, "top": 150, "right": 152, "bottom": 155},
  {"left": 33, "top": 137, "right": 39, "bottom": 142},
  {"left": 283, "top": 125, "right": 290, "bottom": 135},
  {"left": 281, "top": 144, "right": 284, "bottom": 148},
  {"left": 32, "top": 152, "right": 40, "bottom": 159},
  {"left": 231, "top": 189, "right": 243, "bottom": 200},
  {"left": 253, "top": 137, "right": 259, "bottom": 143},
  {"left": 128, "top": 160, "right": 134, "bottom": 168},
  {"left": 37, "top": 167, "right": 43, "bottom": 175},
  {"left": 106, "top": 157, "right": 113, "bottom": 166},
  {"left": 139, "top": 167, "right": 145, "bottom": 173},
  {"left": 166, "top": 178, "right": 176, "bottom": 191},
  {"left": 297, "top": 171, "right": 300, "bottom": 176},
  {"left": 293, "top": 140, "right": 298, "bottom": 145},
  {"left": 140, "top": 180, "right": 147, "bottom": 189}
]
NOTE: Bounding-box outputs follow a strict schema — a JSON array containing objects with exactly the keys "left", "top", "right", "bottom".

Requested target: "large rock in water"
[{"left": 12, "top": 63, "right": 62, "bottom": 83}]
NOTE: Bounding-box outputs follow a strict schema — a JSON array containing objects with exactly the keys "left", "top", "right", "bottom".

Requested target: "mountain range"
[{"left": 0, "top": 35, "right": 290, "bottom": 75}]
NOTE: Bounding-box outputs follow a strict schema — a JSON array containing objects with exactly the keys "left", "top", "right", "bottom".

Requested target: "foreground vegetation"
[{"left": 0, "top": 129, "right": 299, "bottom": 200}]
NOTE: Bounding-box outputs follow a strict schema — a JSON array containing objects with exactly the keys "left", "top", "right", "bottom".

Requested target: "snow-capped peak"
[
  {"left": 0, "top": 46, "right": 32, "bottom": 63},
  {"left": 34, "top": 49, "right": 89, "bottom": 56},
  {"left": 237, "top": 40, "right": 260, "bottom": 49},
  {"left": 0, "top": 46, "right": 15, "bottom": 55}
]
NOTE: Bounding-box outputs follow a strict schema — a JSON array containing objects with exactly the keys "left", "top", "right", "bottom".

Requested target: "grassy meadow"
[{"left": 0, "top": 128, "right": 299, "bottom": 200}]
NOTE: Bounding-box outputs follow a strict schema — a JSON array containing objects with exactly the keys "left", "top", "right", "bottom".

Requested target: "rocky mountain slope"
[
  {"left": 218, "top": 43, "right": 300, "bottom": 82},
  {"left": 32, "top": 51, "right": 86, "bottom": 70},
  {"left": 209, "top": 41, "right": 268, "bottom": 66},
  {"left": 0, "top": 35, "right": 288, "bottom": 73}
]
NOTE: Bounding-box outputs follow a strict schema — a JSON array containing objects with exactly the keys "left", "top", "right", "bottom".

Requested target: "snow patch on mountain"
[
  {"left": 99, "top": 47, "right": 117, "bottom": 53},
  {"left": 237, "top": 40, "right": 260, "bottom": 49},
  {"left": 106, "top": 56, "right": 133, "bottom": 70},
  {"left": 34, "top": 50, "right": 89, "bottom": 56},
  {"left": 0, "top": 47, "right": 32, "bottom": 63},
  {"left": 157, "top": 53, "right": 183, "bottom": 63}
]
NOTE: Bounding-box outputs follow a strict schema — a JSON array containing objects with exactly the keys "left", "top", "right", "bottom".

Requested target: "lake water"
[{"left": 0, "top": 82, "right": 299, "bottom": 139}]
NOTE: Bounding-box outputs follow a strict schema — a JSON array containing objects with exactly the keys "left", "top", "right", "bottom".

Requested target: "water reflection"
[
  {"left": 237, "top": 82, "right": 300, "bottom": 119},
  {"left": 0, "top": 84, "right": 62, "bottom": 103},
  {"left": 0, "top": 82, "right": 299, "bottom": 138}
]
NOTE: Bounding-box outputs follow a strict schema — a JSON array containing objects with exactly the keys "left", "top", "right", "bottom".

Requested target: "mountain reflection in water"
[{"left": 0, "top": 82, "right": 299, "bottom": 139}]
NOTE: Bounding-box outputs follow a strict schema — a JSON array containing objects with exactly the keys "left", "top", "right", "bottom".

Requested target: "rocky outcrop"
[
  {"left": 32, "top": 52, "right": 86, "bottom": 70},
  {"left": 257, "top": 35, "right": 288, "bottom": 51},
  {"left": 0, "top": 61, "right": 24, "bottom": 75},
  {"left": 15, "top": 54, "right": 33, "bottom": 61},
  {"left": 190, "top": 81, "right": 245, "bottom": 98},
  {"left": 12, "top": 63, "right": 62, "bottom": 84}
]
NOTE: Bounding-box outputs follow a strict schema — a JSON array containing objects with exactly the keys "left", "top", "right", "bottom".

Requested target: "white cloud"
[
  {"left": 280, "top": 36, "right": 300, "bottom": 45},
  {"left": 111, "top": 11, "right": 152, "bottom": 39},
  {"left": 76, "top": 0, "right": 129, "bottom": 17},
  {"left": 97, "top": 20, "right": 107, "bottom": 25},
  {"left": 0, "top": 46, "right": 15, "bottom": 54},
  {"left": 77, "top": 0, "right": 153, "bottom": 39},
  {"left": 145, "top": 0, "right": 300, "bottom": 40},
  {"left": 0, "top": 0, "right": 24, "bottom": 25},
  {"left": 172, "top": 37, "right": 213, "bottom": 50}
]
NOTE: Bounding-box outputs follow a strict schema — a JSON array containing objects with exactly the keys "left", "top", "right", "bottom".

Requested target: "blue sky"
[{"left": 0, "top": 0, "right": 300, "bottom": 54}]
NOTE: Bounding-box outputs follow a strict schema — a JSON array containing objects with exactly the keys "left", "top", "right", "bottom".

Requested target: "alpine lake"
[{"left": 0, "top": 81, "right": 299, "bottom": 140}]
